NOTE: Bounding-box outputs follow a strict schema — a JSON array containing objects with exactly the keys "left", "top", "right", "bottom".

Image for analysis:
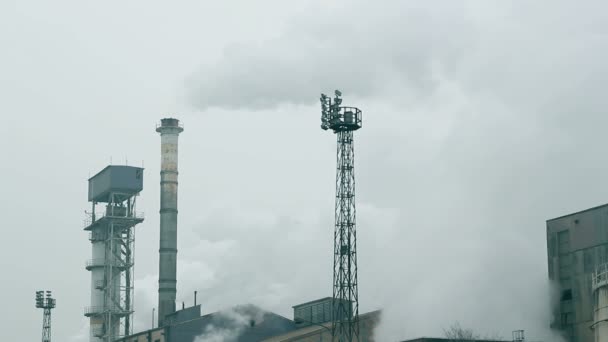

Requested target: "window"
[
  {"left": 558, "top": 231, "right": 570, "bottom": 255},
  {"left": 548, "top": 235, "right": 557, "bottom": 257},
  {"left": 584, "top": 249, "right": 594, "bottom": 272},
  {"left": 560, "top": 312, "right": 575, "bottom": 325},
  {"left": 561, "top": 289, "right": 572, "bottom": 301},
  {"left": 559, "top": 255, "right": 572, "bottom": 279}
]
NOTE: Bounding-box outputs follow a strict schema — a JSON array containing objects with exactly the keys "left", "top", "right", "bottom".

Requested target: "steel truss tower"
[
  {"left": 320, "top": 90, "right": 363, "bottom": 342},
  {"left": 84, "top": 166, "right": 144, "bottom": 342},
  {"left": 36, "top": 290, "right": 56, "bottom": 342}
]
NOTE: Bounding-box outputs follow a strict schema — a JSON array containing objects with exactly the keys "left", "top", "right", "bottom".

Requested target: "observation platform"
[
  {"left": 83, "top": 211, "right": 144, "bottom": 231},
  {"left": 85, "top": 259, "right": 133, "bottom": 271},
  {"left": 322, "top": 106, "right": 362, "bottom": 133},
  {"left": 84, "top": 306, "right": 132, "bottom": 317}
]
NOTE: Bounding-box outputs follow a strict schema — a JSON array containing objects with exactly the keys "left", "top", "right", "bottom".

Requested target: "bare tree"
[
  {"left": 443, "top": 322, "right": 504, "bottom": 341},
  {"left": 444, "top": 322, "right": 480, "bottom": 341}
]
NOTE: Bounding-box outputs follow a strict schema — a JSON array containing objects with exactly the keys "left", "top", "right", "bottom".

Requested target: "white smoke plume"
[
  {"left": 182, "top": 1, "right": 606, "bottom": 341},
  {"left": 192, "top": 307, "right": 266, "bottom": 342}
]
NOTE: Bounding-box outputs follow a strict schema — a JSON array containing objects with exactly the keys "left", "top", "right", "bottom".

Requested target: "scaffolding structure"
[
  {"left": 84, "top": 166, "right": 144, "bottom": 342},
  {"left": 320, "top": 90, "right": 363, "bottom": 342}
]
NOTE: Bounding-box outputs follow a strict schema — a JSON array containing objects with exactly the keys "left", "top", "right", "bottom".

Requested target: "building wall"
[
  {"left": 263, "top": 310, "right": 379, "bottom": 342},
  {"left": 116, "top": 328, "right": 164, "bottom": 342},
  {"left": 547, "top": 204, "right": 608, "bottom": 342}
]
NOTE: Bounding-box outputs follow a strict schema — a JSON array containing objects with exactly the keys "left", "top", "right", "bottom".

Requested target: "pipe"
[
  {"left": 156, "top": 118, "right": 184, "bottom": 326},
  {"left": 194, "top": 291, "right": 197, "bottom": 306}
]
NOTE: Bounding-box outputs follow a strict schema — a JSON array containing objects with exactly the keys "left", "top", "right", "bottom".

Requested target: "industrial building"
[
  {"left": 547, "top": 203, "right": 608, "bottom": 342},
  {"left": 82, "top": 115, "right": 497, "bottom": 342},
  {"left": 84, "top": 165, "right": 144, "bottom": 341},
  {"left": 116, "top": 304, "right": 296, "bottom": 342},
  {"left": 115, "top": 297, "right": 379, "bottom": 342},
  {"left": 400, "top": 339, "right": 503, "bottom": 342}
]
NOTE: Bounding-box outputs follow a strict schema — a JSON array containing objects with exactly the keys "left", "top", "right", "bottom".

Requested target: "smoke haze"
[{"left": 2, "top": 0, "right": 607, "bottom": 341}]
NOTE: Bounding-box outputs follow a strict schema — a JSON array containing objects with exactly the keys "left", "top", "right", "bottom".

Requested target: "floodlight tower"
[
  {"left": 320, "top": 90, "right": 363, "bottom": 342},
  {"left": 35, "top": 290, "right": 56, "bottom": 342}
]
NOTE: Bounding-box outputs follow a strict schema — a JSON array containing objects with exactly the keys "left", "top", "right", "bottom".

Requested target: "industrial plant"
[
  {"left": 30, "top": 92, "right": 608, "bottom": 342},
  {"left": 77, "top": 91, "right": 378, "bottom": 342}
]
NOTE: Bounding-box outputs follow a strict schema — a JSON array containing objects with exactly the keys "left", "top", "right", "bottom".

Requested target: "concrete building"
[
  {"left": 117, "top": 297, "right": 383, "bottom": 342},
  {"left": 547, "top": 204, "right": 608, "bottom": 342}
]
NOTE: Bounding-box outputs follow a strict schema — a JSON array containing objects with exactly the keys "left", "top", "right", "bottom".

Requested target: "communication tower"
[
  {"left": 36, "top": 290, "right": 56, "bottom": 342},
  {"left": 84, "top": 165, "right": 144, "bottom": 341},
  {"left": 320, "top": 90, "right": 363, "bottom": 341}
]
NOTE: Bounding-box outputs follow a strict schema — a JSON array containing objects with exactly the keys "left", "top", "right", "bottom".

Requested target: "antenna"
[{"left": 318, "top": 90, "right": 362, "bottom": 342}]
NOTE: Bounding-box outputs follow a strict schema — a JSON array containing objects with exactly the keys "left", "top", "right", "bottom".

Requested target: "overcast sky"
[{"left": 2, "top": 0, "right": 607, "bottom": 341}]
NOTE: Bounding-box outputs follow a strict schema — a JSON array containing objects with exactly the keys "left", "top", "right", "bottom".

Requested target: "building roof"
[
  {"left": 261, "top": 310, "right": 381, "bottom": 342},
  {"left": 118, "top": 304, "right": 297, "bottom": 342},
  {"left": 401, "top": 339, "right": 504, "bottom": 342},
  {"left": 292, "top": 297, "right": 333, "bottom": 308},
  {"left": 169, "top": 304, "right": 296, "bottom": 342},
  {"left": 546, "top": 203, "right": 608, "bottom": 222}
]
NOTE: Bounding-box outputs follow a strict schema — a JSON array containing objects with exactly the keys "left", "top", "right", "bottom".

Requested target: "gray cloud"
[
  {"left": 4, "top": 1, "right": 608, "bottom": 341},
  {"left": 186, "top": 0, "right": 476, "bottom": 110}
]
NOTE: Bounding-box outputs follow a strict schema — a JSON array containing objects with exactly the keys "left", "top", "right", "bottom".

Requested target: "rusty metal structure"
[
  {"left": 156, "top": 118, "right": 184, "bottom": 326},
  {"left": 320, "top": 90, "right": 362, "bottom": 342}
]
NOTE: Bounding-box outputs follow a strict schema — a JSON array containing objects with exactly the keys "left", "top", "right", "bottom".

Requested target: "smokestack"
[{"left": 156, "top": 118, "right": 184, "bottom": 326}]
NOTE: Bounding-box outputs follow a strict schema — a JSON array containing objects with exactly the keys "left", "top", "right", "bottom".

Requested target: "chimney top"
[{"left": 156, "top": 118, "right": 184, "bottom": 133}]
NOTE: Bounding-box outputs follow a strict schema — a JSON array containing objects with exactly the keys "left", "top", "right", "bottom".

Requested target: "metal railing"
[
  {"left": 84, "top": 305, "right": 131, "bottom": 316},
  {"left": 592, "top": 263, "right": 608, "bottom": 291},
  {"left": 83, "top": 210, "right": 145, "bottom": 228},
  {"left": 85, "top": 259, "right": 132, "bottom": 270},
  {"left": 84, "top": 306, "right": 105, "bottom": 316}
]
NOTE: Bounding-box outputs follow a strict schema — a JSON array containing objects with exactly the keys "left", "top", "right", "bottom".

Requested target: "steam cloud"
[
  {"left": 160, "top": 1, "right": 608, "bottom": 341},
  {"left": 192, "top": 307, "right": 266, "bottom": 342}
]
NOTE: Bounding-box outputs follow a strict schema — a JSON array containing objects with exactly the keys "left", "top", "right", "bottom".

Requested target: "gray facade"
[
  {"left": 293, "top": 297, "right": 333, "bottom": 327},
  {"left": 547, "top": 204, "right": 608, "bottom": 342}
]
